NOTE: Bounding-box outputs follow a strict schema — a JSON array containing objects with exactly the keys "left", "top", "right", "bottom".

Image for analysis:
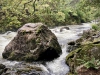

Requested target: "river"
[{"left": 0, "top": 23, "right": 91, "bottom": 75}]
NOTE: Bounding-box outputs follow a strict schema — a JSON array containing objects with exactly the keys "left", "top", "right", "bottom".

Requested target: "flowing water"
[{"left": 0, "top": 23, "right": 91, "bottom": 75}]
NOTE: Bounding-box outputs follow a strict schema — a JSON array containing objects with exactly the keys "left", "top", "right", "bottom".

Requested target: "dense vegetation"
[
  {"left": 66, "top": 0, "right": 100, "bottom": 74},
  {"left": 0, "top": 0, "right": 99, "bottom": 33}
]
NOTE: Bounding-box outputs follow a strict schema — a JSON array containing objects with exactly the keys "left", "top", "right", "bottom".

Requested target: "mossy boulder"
[
  {"left": 2, "top": 23, "right": 62, "bottom": 61},
  {"left": 66, "top": 43, "right": 100, "bottom": 74},
  {"left": 67, "top": 29, "right": 100, "bottom": 52},
  {"left": 76, "top": 29, "right": 100, "bottom": 45}
]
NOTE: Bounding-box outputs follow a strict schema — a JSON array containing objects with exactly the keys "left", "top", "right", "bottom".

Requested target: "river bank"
[
  {"left": 0, "top": 23, "right": 91, "bottom": 75},
  {"left": 66, "top": 23, "right": 100, "bottom": 75}
]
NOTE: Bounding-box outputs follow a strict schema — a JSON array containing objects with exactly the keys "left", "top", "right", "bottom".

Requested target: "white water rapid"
[{"left": 0, "top": 23, "right": 91, "bottom": 75}]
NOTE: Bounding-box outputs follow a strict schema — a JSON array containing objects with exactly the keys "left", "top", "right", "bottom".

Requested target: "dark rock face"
[
  {"left": 2, "top": 23, "right": 62, "bottom": 61},
  {"left": 0, "top": 64, "right": 5, "bottom": 69},
  {"left": 68, "top": 41, "right": 75, "bottom": 45},
  {"left": 0, "top": 64, "right": 8, "bottom": 75}
]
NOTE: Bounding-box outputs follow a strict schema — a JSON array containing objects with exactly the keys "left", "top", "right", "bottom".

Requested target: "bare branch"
[
  {"left": 33, "top": 0, "right": 37, "bottom": 13},
  {"left": 23, "top": 0, "right": 33, "bottom": 10}
]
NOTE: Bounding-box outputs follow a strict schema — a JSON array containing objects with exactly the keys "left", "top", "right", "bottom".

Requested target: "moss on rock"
[
  {"left": 2, "top": 23, "right": 62, "bottom": 62},
  {"left": 66, "top": 43, "right": 100, "bottom": 74}
]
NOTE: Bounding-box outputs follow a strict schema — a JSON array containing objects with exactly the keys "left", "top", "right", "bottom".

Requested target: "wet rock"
[
  {"left": 93, "top": 40, "right": 100, "bottom": 44},
  {"left": 67, "top": 45, "right": 78, "bottom": 52},
  {"left": 74, "top": 29, "right": 94, "bottom": 45},
  {"left": 4, "top": 63, "right": 49, "bottom": 75},
  {"left": 0, "top": 64, "right": 5, "bottom": 69},
  {"left": 68, "top": 41, "right": 75, "bottom": 45},
  {"left": 60, "top": 26, "right": 70, "bottom": 32},
  {"left": 78, "top": 30, "right": 100, "bottom": 45},
  {"left": 16, "top": 66, "right": 43, "bottom": 75},
  {"left": 67, "top": 40, "right": 80, "bottom": 52},
  {"left": 0, "top": 64, "right": 8, "bottom": 75},
  {"left": 2, "top": 23, "right": 62, "bottom": 61}
]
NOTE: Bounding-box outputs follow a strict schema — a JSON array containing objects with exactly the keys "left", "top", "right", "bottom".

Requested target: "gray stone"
[{"left": 2, "top": 23, "right": 62, "bottom": 61}]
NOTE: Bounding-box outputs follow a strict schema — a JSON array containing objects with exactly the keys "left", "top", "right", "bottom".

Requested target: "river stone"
[
  {"left": 0, "top": 64, "right": 5, "bottom": 69},
  {"left": 68, "top": 41, "right": 75, "bottom": 45},
  {"left": 0, "top": 64, "right": 8, "bottom": 74},
  {"left": 60, "top": 26, "right": 70, "bottom": 32},
  {"left": 2, "top": 23, "right": 62, "bottom": 61}
]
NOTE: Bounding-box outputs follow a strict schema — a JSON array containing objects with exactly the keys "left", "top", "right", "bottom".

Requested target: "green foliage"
[
  {"left": 84, "top": 57, "right": 100, "bottom": 69},
  {"left": 85, "top": 0, "right": 100, "bottom": 7},
  {"left": 92, "top": 24, "right": 100, "bottom": 31},
  {"left": 77, "top": 57, "right": 100, "bottom": 70},
  {"left": 56, "top": 12, "right": 65, "bottom": 22},
  {"left": 84, "top": 0, "right": 100, "bottom": 21},
  {"left": 76, "top": 55, "right": 90, "bottom": 65},
  {"left": 77, "top": 56, "right": 100, "bottom": 69},
  {"left": 0, "top": 0, "right": 97, "bottom": 33}
]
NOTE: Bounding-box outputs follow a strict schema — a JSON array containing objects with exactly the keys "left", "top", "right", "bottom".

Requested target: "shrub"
[
  {"left": 92, "top": 24, "right": 100, "bottom": 31},
  {"left": 84, "top": 57, "right": 100, "bottom": 69},
  {"left": 77, "top": 57, "right": 100, "bottom": 69}
]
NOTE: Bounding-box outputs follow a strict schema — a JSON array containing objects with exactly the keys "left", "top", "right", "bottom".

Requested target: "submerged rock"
[
  {"left": 2, "top": 23, "right": 62, "bottom": 61},
  {"left": 60, "top": 26, "right": 70, "bottom": 32}
]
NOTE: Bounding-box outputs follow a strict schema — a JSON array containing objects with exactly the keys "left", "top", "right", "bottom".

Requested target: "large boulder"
[{"left": 2, "top": 23, "right": 62, "bottom": 61}]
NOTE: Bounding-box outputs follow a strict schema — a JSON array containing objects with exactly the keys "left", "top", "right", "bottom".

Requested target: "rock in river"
[
  {"left": 0, "top": 64, "right": 7, "bottom": 75},
  {"left": 2, "top": 23, "right": 62, "bottom": 61}
]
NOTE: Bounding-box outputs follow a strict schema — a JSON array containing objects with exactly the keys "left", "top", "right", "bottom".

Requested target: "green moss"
[
  {"left": 66, "top": 48, "right": 81, "bottom": 61},
  {"left": 17, "top": 66, "right": 42, "bottom": 74},
  {"left": 8, "top": 51, "right": 24, "bottom": 61},
  {"left": 92, "top": 24, "right": 100, "bottom": 31},
  {"left": 48, "top": 38, "right": 62, "bottom": 54},
  {"left": 21, "top": 30, "right": 26, "bottom": 35},
  {"left": 8, "top": 51, "right": 16, "bottom": 60},
  {"left": 66, "top": 43, "right": 100, "bottom": 73},
  {"left": 23, "top": 53, "right": 38, "bottom": 62},
  {"left": 36, "top": 38, "right": 40, "bottom": 43},
  {"left": 36, "top": 25, "right": 43, "bottom": 34},
  {"left": 31, "top": 39, "right": 36, "bottom": 43}
]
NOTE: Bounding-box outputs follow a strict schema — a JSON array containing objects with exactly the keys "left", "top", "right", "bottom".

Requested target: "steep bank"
[{"left": 66, "top": 29, "right": 100, "bottom": 75}]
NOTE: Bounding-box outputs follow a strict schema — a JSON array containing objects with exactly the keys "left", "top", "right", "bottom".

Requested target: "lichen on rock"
[{"left": 2, "top": 23, "right": 62, "bottom": 62}]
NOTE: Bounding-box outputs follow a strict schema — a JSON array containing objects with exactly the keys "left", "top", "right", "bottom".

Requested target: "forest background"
[{"left": 0, "top": 0, "right": 100, "bottom": 33}]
